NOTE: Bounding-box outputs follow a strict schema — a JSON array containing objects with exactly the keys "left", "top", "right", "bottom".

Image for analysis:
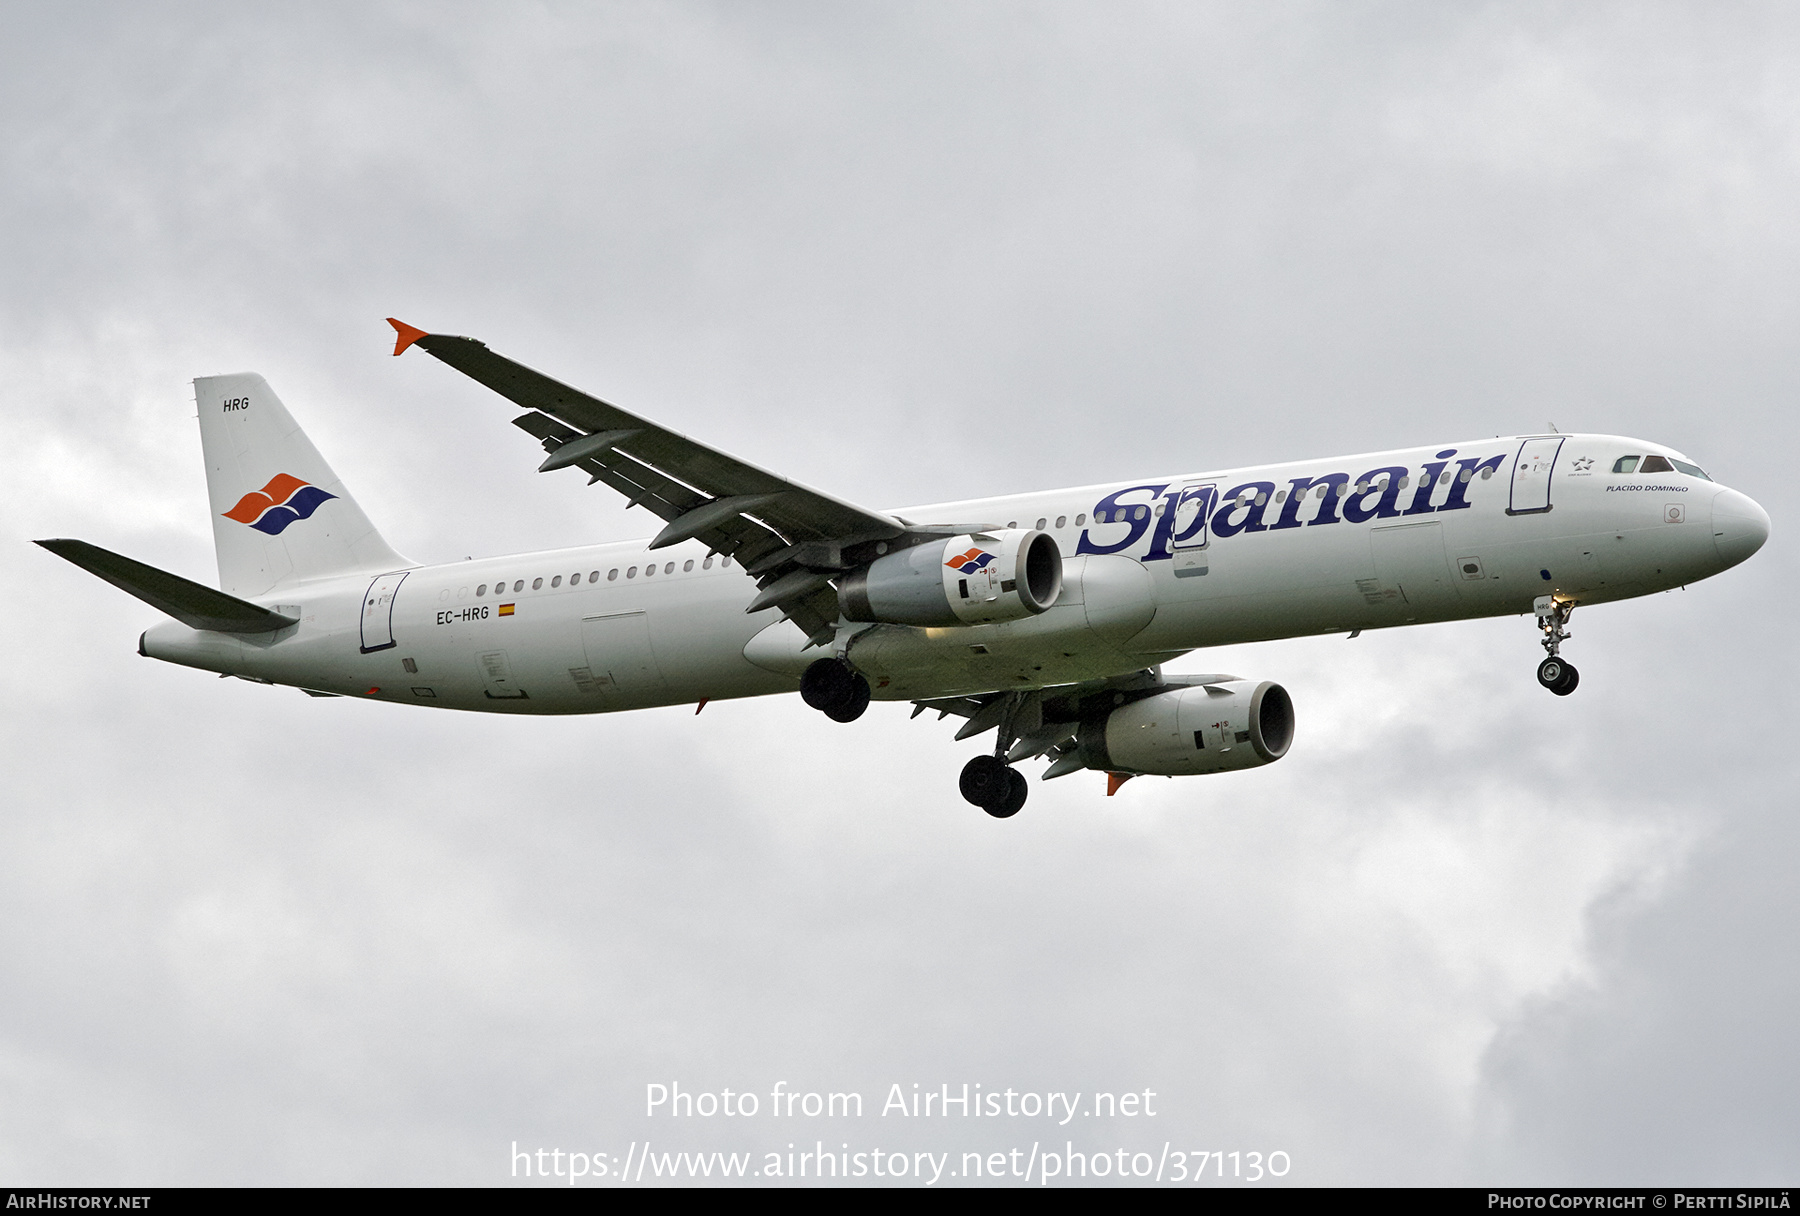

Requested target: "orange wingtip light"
[
  {"left": 1106, "top": 772, "right": 1134, "bottom": 797},
  {"left": 387, "top": 317, "right": 428, "bottom": 356}
]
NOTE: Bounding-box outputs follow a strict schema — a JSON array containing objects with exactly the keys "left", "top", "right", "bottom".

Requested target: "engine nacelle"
[
  {"left": 839, "top": 530, "right": 1063, "bottom": 627},
  {"left": 1081, "top": 679, "right": 1294, "bottom": 776}
]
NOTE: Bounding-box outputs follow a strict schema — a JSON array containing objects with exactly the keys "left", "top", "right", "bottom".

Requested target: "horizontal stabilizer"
[{"left": 37, "top": 539, "right": 298, "bottom": 634}]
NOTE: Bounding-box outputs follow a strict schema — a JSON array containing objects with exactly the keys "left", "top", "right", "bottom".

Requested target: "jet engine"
[
  {"left": 839, "top": 530, "right": 1063, "bottom": 627},
  {"left": 1048, "top": 679, "right": 1295, "bottom": 777}
]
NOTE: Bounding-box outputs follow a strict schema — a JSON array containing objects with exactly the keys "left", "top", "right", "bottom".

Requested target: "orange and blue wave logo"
[
  {"left": 946, "top": 547, "right": 996, "bottom": 575},
  {"left": 223, "top": 474, "right": 336, "bottom": 536}
]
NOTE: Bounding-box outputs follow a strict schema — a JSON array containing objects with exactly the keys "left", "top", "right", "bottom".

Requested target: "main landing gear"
[
  {"left": 956, "top": 691, "right": 1034, "bottom": 818},
  {"left": 803, "top": 656, "right": 1030, "bottom": 818},
  {"left": 960, "top": 754, "right": 1028, "bottom": 819},
  {"left": 1534, "top": 595, "right": 1579, "bottom": 696},
  {"left": 800, "top": 657, "right": 871, "bottom": 722}
]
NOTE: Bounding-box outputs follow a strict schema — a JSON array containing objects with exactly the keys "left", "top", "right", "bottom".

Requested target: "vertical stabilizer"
[{"left": 195, "top": 374, "right": 409, "bottom": 597}]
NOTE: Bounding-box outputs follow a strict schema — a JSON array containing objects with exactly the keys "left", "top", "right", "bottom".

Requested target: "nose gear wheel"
[{"left": 1537, "top": 656, "right": 1579, "bottom": 696}]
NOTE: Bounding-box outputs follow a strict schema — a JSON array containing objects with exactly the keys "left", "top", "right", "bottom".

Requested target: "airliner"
[{"left": 39, "top": 320, "right": 1770, "bottom": 817}]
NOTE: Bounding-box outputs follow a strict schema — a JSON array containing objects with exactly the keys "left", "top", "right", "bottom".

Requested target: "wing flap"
[
  {"left": 510, "top": 411, "right": 794, "bottom": 572},
  {"left": 419, "top": 332, "right": 904, "bottom": 545}
]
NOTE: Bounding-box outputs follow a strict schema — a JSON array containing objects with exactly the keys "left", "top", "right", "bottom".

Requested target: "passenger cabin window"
[
  {"left": 476, "top": 584, "right": 487, "bottom": 596},
  {"left": 683, "top": 559, "right": 694, "bottom": 572},
  {"left": 703, "top": 556, "right": 713, "bottom": 569},
  {"left": 532, "top": 577, "right": 543, "bottom": 590},
  {"left": 1056, "top": 515, "right": 1066, "bottom": 528},
  {"left": 608, "top": 569, "right": 619, "bottom": 581},
  {"left": 513, "top": 580, "right": 524, "bottom": 593},
  {"left": 551, "top": 576, "right": 562, "bottom": 588},
  {"left": 1640, "top": 455, "right": 1674, "bottom": 474}
]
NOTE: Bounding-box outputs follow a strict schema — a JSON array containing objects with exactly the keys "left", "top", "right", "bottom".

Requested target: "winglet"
[
  {"left": 1106, "top": 772, "right": 1134, "bottom": 796},
  {"left": 386, "top": 318, "right": 429, "bottom": 357}
]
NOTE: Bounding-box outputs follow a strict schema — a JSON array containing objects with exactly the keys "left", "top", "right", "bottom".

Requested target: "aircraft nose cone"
[{"left": 1711, "top": 488, "right": 1770, "bottom": 569}]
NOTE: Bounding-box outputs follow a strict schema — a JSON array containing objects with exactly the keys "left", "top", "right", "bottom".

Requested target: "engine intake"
[
  {"left": 1074, "top": 679, "right": 1294, "bottom": 776},
  {"left": 840, "top": 530, "right": 1063, "bottom": 627}
]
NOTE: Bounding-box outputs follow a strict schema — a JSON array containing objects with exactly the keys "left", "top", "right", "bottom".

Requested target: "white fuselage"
[{"left": 141, "top": 433, "right": 1768, "bottom": 711}]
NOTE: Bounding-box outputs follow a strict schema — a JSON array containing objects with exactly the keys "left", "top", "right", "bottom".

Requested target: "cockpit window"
[
  {"left": 1670, "top": 459, "right": 1711, "bottom": 481},
  {"left": 1611, "top": 456, "right": 1640, "bottom": 473},
  {"left": 1639, "top": 455, "right": 1674, "bottom": 474}
]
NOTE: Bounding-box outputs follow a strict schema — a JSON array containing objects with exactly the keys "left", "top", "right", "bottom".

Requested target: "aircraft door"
[
  {"left": 1508, "top": 437, "right": 1565, "bottom": 515},
  {"left": 1168, "top": 483, "right": 1215, "bottom": 579},
  {"left": 1370, "top": 522, "right": 1462, "bottom": 620},
  {"left": 359, "top": 571, "right": 409, "bottom": 653}
]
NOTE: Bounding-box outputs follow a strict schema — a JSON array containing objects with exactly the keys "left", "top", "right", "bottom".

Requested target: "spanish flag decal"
[{"left": 498, "top": 603, "right": 515, "bottom": 616}]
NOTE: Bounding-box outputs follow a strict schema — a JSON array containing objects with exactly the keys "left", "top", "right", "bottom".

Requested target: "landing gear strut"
[
  {"left": 960, "top": 754, "right": 1028, "bottom": 818},
  {"left": 800, "top": 657, "right": 870, "bottom": 722},
  {"left": 1534, "top": 595, "right": 1579, "bottom": 696}
]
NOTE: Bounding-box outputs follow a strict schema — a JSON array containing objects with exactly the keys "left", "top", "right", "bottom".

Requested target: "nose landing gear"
[{"left": 1534, "top": 595, "right": 1579, "bottom": 696}]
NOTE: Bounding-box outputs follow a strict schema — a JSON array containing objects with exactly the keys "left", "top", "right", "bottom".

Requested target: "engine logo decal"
[
  {"left": 946, "top": 547, "right": 997, "bottom": 575},
  {"left": 222, "top": 473, "right": 337, "bottom": 536}
]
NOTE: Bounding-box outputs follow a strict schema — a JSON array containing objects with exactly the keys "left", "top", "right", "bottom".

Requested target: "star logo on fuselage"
[{"left": 1571, "top": 457, "right": 1594, "bottom": 472}]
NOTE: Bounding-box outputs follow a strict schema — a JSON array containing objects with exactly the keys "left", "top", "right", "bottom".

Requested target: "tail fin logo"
[
  {"left": 223, "top": 474, "right": 337, "bottom": 536},
  {"left": 946, "top": 547, "right": 996, "bottom": 575}
]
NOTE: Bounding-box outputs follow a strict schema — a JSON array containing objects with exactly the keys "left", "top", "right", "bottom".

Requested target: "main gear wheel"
[{"left": 960, "top": 755, "right": 1028, "bottom": 817}]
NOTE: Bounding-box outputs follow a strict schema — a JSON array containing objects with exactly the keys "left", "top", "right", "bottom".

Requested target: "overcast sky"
[{"left": 2, "top": 1, "right": 1795, "bottom": 1186}]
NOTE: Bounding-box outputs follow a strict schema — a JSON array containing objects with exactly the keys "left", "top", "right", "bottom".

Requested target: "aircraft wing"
[{"left": 390, "top": 320, "right": 905, "bottom": 645}]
